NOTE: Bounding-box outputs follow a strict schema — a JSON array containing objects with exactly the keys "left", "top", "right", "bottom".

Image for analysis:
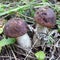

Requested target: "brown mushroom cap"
[
  {"left": 4, "top": 18, "right": 28, "bottom": 38},
  {"left": 34, "top": 7, "right": 56, "bottom": 28}
]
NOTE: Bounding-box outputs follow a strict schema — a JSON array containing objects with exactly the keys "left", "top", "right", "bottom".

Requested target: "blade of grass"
[
  {"left": 0, "top": 5, "right": 30, "bottom": 16},
  {"left": 0, "top": 2, "right": 60, "bottom": 17}
]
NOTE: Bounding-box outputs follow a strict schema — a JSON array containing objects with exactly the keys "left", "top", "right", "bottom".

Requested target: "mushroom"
[
  {"left": 33, "top": 7, "right": 56, "bottom": 47},
  {"left": 4, "top": 17, "right": 31, "bottom": 51},
  {"left": 34, "top": 6, "right": 56, "bottom": 34}
]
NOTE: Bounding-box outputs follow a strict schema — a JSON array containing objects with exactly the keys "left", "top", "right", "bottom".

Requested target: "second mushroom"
[
  {"left": 33, "top": 6, "right": 56, "bottom": 47},
  {"left": 4, "top": 17, "right": 31, "bottom": 51}
]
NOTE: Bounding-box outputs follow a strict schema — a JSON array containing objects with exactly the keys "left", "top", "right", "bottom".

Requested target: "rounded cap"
[
  {"left": 4, "top": 18, "right": 28, "bottom": 38},
  {"left": 34, "top": 7, "right": 56, "bottom": 28}
]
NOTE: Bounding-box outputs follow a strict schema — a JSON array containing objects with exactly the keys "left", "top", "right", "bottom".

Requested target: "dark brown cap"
[
  {"left": 4, "top": 18, "right": 28, "bottom": 38},
  {"left": 34, "top": 7, "right": 56, "bottom": 28}
]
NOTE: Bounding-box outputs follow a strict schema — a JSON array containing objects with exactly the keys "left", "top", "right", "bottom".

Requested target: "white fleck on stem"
[{"left": 17, "top": 33, "right": 31, "bottom": 51}]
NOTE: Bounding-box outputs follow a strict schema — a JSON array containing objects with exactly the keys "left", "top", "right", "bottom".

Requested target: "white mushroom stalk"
[
  {"left": 17, "top": 33, "right": 31, "bottom": 51},
  {"left": 36, "top": 24, "right": 49, "bottom": 34}
]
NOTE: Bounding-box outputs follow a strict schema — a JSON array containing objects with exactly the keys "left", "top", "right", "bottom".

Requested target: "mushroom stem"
[
  {"left": 17, "top": 33, "right": 31, "bottom": 51},
  {"left": 36, "top": 24, "right": 49, "bottom": 34},
  {"left": 33, "top": 24, "right": 49, "bottom": 47}
]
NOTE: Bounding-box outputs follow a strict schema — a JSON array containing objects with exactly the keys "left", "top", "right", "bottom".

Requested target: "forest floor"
[{"left": 0, "top": 0, "right": 60, "bottom": 60}]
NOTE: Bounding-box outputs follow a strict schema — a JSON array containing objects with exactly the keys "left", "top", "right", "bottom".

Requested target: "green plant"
[
  {"left": 35, "top": 51, "right": 46, "bottom": 60},
  {"left": 0, "top": 37, "right": 16, "bottom": 52}
]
